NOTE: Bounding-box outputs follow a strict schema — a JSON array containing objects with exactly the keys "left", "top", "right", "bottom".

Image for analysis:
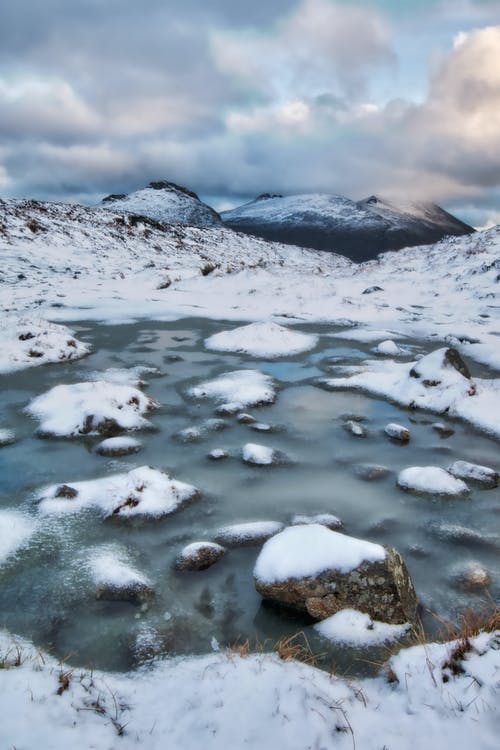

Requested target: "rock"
[
  {"left": 237, "top": 413, "right": 257, "bottom": 424},
  {"left": 426, "top": 521, "right": 497, "bottom": 549},
  {"left": 176, "top": 542, "right": 226, "bottom": 571},
  {"left": 208, "top": 449, "right": 229, "bottom": 461},
  {"left": 354, "top": 464, "right": 390, "bottom": 481},
  {"left": 249, "top": 422, "right": 273, "bottom": 432},
  {"left": 373, "top": 340, "right": 404, "bottom": 357},
  {"left": 431, "top": 422, "right": 454, "bottom": 438},
  {"left": 215, "top": 521, "right": 284, "bottom": 547},
  {"left": 397, "top": 466, "right": 469, "bottom": 496},
  {"left": 96, "top": 580, "right": 154, "bottom": 605},
  {"left": 453, "top": 562, "right": 491, "bottom": 591},
  {"left": 447, "top": 460, "right": 498, "bottom": 489},
  {"left": 96, "top": 436, "right": 142, "bottom": 456},
  {"left": 384, "top": 423, "right": 410, "bottom": 442},
  {"left": 343, "top": 420, "right": 367, "bottom": 437},
  {"left": 362, "top": 286, "right": 383, "bottom": 295},
  {"left": 291, "top": 513, "right": 342, "bottom": 530},
  {"left": 242, "top": 443, "right": 287, "bottom": 466},
  {"left": 254, "top": 525, "right": 417, "bottom": 625},
  {"left": 409, "top": 347, "right": 471, "bottom": 383}
]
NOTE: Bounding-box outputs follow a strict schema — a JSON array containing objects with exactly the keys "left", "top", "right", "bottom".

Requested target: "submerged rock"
[
  {"left": 452, "top": 561, "right": 491, "bottom": 591},
  {"left": 96, "top": 436, "right": 142, "bottom": 456},
  {"left": 254, "top": 525, "right": 417, "bottom": 625},
  {"left": 215, "top": 521, "right": 284, "bottom": 547},
  {"left": 354, "top": 464, "right": 390, "bottom": 481},
  {"left": 176, "top": 542, "right": 226, "bottom": 571},
  {"left": 431, "top": 422, "right": 454, "bottom": 438},
  {"left": 343, "top": 420, "right": 367, "bottom": 437},
  {"left": 447, "top": 460, "right": 498, "bottom": 489}
]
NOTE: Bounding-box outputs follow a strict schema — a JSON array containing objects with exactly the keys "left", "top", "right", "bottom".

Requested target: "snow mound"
[
  {"left": 315, "top": 609, "right": 409, "bottom": 646},
  {"left": 189, "top": 370, "right": 275, "bottom": 411},
  {"left": 0, "top": 317, "right": 90, "bottom": 374},
  {"left": 0, "top": 511, "right": 36, "bottom": 565},
  {"left": 26, "top": 381, "right": 159, "bottom": 437},
  {"left": 397, "top": 467, "right": 469, "bottom": 496},
  {"left": 205, "top": 322, "right": 317, "bottom": 358},
  {"left": 36, "top": 465, "right": 199, "bottom": 518},
  {"left": 254, "top": 525, "right": 386, "bottom": 584}
]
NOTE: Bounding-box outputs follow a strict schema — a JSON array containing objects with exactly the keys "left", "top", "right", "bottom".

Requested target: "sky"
[{"left": 0, "top": 0, "right": 499, "bottom": 226}]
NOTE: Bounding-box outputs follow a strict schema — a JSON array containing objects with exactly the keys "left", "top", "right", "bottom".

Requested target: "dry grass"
[{"left": 229, "top": 631, "right": 322, "bottom": 666}]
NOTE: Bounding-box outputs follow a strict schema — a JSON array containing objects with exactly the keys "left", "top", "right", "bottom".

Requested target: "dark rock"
[
  {"left": 96, "top": 581, "right": 154, "bottom": 605},
  {"left": 362, "top": 286, "right": 384, "bottom": 295},
  {"left": 55, "top": 484, "right": 78, "bottom": 499}
]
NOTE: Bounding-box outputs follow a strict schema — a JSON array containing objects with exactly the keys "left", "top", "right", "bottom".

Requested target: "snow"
[
  {"left": 215, "top": 521, "right": 284, "bottom": 545},
  {"left": 0, "top": 316, "right": 90, "bottom": 374},
  {"left": 324, "top": 348, "right": 500, "bottom": 439},
  {"left": 0, "top": 511, "right": 36, "bottom": 565},
  {"left": 88, "top": 546, "right": 151, "bottom": 590},
  {"left": 291, "top": 512, "right": 342, "bottom": 529},
  {"left": 2, "top": 628, "right": 498, "bottom": 750},
  {"left": 205, "top": 321, "right": 317, "bottom": 358},
  {"left": 88, "top": 365, "right": 160, "bottom": 387},
  {"left": 385, "top": 422, "right": 410, "bottom": 441},
  {"left": 0, "top": 428, "right": 16, "bottom": 446},
  {"left": 373, "top": 339, "right": 407, "bottom": 356},
  {"left": 35, "top": 465, "right": 199, "bottom": 518},
  {"left": 26, "top": 380, "right": 158, "bottom": 437},
  {"left": 189, "top": 370, "right": 276, "bottom": 411},
  {"left": 242, "top": 442, "right": 278, "bottom": 465},
  {"left": 254, "top": 525, "right": 386, "bottom": 584},
  {"left": 95, "top": 436, "right": 142, "bottom": 456},
  {"left": 315, "top": 609, "right": 409, "bottom": 646},
  {"left": 397, "top": 466, "right": 470, "bottom": 496},
  {"left": 447, "top": 460, "right": 498, "bottom": 487}
]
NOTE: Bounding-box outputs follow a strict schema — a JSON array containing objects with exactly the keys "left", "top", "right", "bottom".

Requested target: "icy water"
[{"left": 0, "top": 318, "right": 499, "bottom": 674}]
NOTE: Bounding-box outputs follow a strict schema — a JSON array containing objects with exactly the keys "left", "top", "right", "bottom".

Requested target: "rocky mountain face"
[
  {"left": 100, "top": 181, "right": 221, "bottom": 227},
  {"left": 221, "top": 192, "right": 474, "bottom": 261}
]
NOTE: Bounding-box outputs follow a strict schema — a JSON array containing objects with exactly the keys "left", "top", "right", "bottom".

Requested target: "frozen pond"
[{"left": 0, "top": 318, "right": 498, "bottom": 673}]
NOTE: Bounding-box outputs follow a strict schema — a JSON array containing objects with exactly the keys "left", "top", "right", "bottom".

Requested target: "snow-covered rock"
[
  {"left": 26, "top": 381, "right": 159, "bottom": 437},
  {"left": 0, "top": 510, "right": 36, "bottom": 565},
  {"left": 88, "top": 365, "right": 160, "bottom": 387},
  {"left": 431, "top": 422, "right": 454, "bottom": 437},
  {"left": 189, "top": 370, "right": 276, "bottom": 412},
  {"left": 205, "top": 322, "right": 317, "bottom": 358},
  {"left": 207, "top": 448, "right": 229, "bottom": 461},
  {"left": 215, "top": 521, "right": 284, "bottom": 547},
  {"left": 447, "top": 460, "right": 498, "bottom": 488},
  {"left": 0, "top": 429, "right": 16, "bottom": 447},
  {"left": 89, "top": 546, "right": 153, "bottom": 603},
  {"left": 242, "top": 442, "right": 286, "bottom": 466},
  {"left": 35, "top": 466, "right": 199, "bottom": 519},
  {"left": 372, "top": 339, "right": 407, "bottom": 357},
  {"left": 100, "top": 181, "right": 221, "bottom": 226},
  {"left": 95, "top": 436, "right": 142, "bottom": 456},
  {"left": 315, "top": 608, "right": 409, "bottom": 646},
  {"left": 343, "top": 419, "right": 367, "bottom": 437},
  {"left": 0, "top": 317, "right": 90, "bottom": 374},
  {"left": 452, "top": 561, "right": 491, "bottom": 590},
  {"left": 291, "top": 513, "right": 342, "bottom": 530},
  {"left": 254, "top": 525, "right": 417, "bottom": 624},
  {"left": 353, "top": 463, "right": 390, "bottom": 481},
  {"left": 384, "top": 423, "right": 410, "bottom": 442},
  {"left": 176, "top": 542, "right": 226, "bottom": 571},
  {"left": 397, "top": 466, "right": 470, "bottom": 496}
]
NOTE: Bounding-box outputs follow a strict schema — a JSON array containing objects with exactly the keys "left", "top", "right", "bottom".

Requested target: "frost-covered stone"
[
  {"left": 291, "top": 513, "right": 342, "bottom": 530},
  {"left": 26, "top": 381, "right": 159, "bottom": 437},
  {"left": 237, "top": 413, "right": 257, "bottom": 424},
  {"left": 447, "top": 460, "right": 498, "bottom": 489},
  {"left": 354, "top": 464, "right": 390, "bottom": 481},
  {"left": 0, "top": 429, "right": 16, "bottom": 447},
  {"left": 249, "top": 422, "right": 273, "bottom": 432},
  {"left": 36, "top": 466, "right": 199, "bottom": 518},
  {"left": 96, "top": 436, "right": 142, "bottom": 456},
  {"left": 432, "top": 422, "right": 454, "bottom": 437},
  {"left": 215, "top": 521, "right": 284, "bottom": 547},
  {"left": 242, "top": 442, "right": 286, "bottom": 465},
  {"left": 452, "top": 561, "right": 491, "bottom": 591},
  {"left": 315, "top": 609, "right": 409, "bottom": 646},
  {"left": 176, "top": 542, "right": 226, "bottom": 571},
  {"left": 254, "top": 525, "right": 417, "bottom": 624},
  {"left": 189, "top": 370, "right": 276, "bottom": 411},
  {"left": 205, "top": 322, "right": 318, "bottom": 358},
  {"left": 208, "top": 449, "right": 229, "bottom": 461},
  {"left": 0, "top": 317, "right": 90, "bottom": 374},
  {"left": 384, "top": 423, "right": 410, "bottom": 442},
  {"left": 397, "top": 466, "right": 469, "bottom": 496},
  {"left": 89, "top": 547, "right": 154, "bottom": 604}
]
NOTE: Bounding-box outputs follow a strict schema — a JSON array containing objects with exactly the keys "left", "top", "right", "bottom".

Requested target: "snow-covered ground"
[{"left": 1, "top": 197, "right": 500, "bottom": 747}]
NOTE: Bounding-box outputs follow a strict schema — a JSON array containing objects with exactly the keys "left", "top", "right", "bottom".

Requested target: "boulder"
[
  {"left": 254, "top": 525, "right": 417, "bottom": 625},
  {"left": 176, "top": 542, "right": 226, "bottom": 571},
  {"left": 409, "top": 347, "right": 472, "bottom": 384},
  {"left": 447, "top": 460, "right": 498, "bottom": 489}
]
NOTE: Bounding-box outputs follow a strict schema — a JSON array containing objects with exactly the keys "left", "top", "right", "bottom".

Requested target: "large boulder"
[{"left": 254, "top": 525, "right": 417, "bottom": 625}]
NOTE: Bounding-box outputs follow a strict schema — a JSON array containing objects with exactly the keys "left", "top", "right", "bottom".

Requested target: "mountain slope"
[
  {"left": 222, "top": 193, "right": 474, "bottom": 261},
  {"left": 100, "top": 181, "right": 221, "bottom": 227}
]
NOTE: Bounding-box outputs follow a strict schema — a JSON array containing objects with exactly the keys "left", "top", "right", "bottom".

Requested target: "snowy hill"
[
  {"left": 100, "top": 181, "right": 222, "bottom": 227},
  {"left": 222, "top": 192, "right": 474, "bottom": 261}
]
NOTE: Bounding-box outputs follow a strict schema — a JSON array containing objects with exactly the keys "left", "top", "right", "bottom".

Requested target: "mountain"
[
  {"left": 221, "top": 193, "right": 474, "bottom": 261},
  {"left": 100, "top": 181, "right": 221, "bottom": 227}
]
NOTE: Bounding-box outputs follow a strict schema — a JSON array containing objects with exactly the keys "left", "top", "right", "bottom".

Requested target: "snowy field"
[{"left": 0, "top": 198, "right": 499, "bottom": 747}]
